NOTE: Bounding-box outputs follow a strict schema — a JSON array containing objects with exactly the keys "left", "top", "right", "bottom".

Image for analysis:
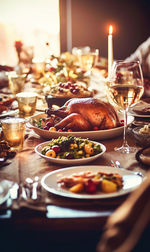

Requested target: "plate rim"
[
  {"left": 41, "top": 165, "right": 143, "bottom": 200},
  {"left": 129, "top": 108, "right": 150, "bottom": 118}
]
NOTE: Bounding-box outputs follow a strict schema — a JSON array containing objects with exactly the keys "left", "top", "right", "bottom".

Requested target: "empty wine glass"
[{"left": 106, "top": 60, "right": 144, "bottom": 153}]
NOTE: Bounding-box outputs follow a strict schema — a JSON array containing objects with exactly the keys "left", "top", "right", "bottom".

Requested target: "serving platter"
[
  {"left": 35, "top": 140, "right": 106, "bottom": 165},
  {"left": 41, "top": 165, "right": 144, "bottom": 200},
  {"left": 27, "top": 112, "right": 134, "bottom": 140}
]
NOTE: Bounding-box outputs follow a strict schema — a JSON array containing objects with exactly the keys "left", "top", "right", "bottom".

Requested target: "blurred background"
[
  {"left": 60, "top": 0, "right": 150, "bottom": 59},
  {"left": 0, "top": 0, "right": 149, "bottom": 66},
  {"left": 0, "top": 0, "right": 60, "bottom": 65}
]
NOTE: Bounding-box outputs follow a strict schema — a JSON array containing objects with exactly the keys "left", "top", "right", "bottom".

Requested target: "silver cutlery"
[
  {"left": 0, "top": 177, "right": 42, "bottom": 213},
  {"left": 9, "top": 183, "right": 19, "bottom": 200},
  {"left": 25, "top": 176, "right": 39, "bottom": 200},
  {"left": 9, "top": 182, "right": 28, "bottom": 209},
  {"left": 111, "top": 159, "right": 144, "bottom": 178},
  {"left": 32, "top": 176, "right": 39, "bottom": 200},
  {"left": 115, "top": 160, "right": 122, "bottom": 169},
  {"left": 25, "top": 177, "right": 33, "bottom": 198}
]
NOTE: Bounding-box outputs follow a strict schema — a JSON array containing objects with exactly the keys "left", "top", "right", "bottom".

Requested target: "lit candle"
[
  {"left": 8, "top": 133, "right": 21, "bottom": 146},
  {"left": 108, "top": 25, "right": 114, "bottom": 78},
  {"left": 23, "top": 104, "right": 32, "bottom": 113},
  {"left": 1, "top": 117, "right": 26, "bottom": 151}
]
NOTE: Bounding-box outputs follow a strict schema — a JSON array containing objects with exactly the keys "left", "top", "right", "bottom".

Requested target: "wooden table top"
[
  {"left": 0, "top": 84, "right": 150, "bottom": 252},
  {"left": 0, "top": 114, "right": 147, "bottom": 232}
]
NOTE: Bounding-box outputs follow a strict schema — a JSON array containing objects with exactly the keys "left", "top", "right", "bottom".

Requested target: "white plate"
[
  {"left": 27, "top": 112, "right": 134, "bottom": 140},
  {"left": 0, "top": 180, "right": 10, "bottom": 205},
  {"left": 35, "top": 140, "right": 106, "bottom": 165},
  {"left": 129, "top": 100, "right": 150, "bottom": 118},
  {"left": 41, "top": 165, "right": 144, "bottom": 199},
  {"left": 0, "top": 109, "right": 18, "bottom": 118},
  {"left": 129, "top": 108, "right": 150, "bottom": 118}
]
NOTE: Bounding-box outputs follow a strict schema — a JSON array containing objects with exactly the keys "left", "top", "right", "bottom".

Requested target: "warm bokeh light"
[
  {"left": 0, "top": 0, "right": 60, "bottom": 65},
  {"left": 104, "top": 23, "right": 118, "bottom": 36},
  {"left": 109, "top": 25, "right": 113, "bottom": 35}
]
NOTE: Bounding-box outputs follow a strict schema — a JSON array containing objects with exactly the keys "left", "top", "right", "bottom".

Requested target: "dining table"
[{"left": 0, "top": 73, "right": 149, "bottom": 252}]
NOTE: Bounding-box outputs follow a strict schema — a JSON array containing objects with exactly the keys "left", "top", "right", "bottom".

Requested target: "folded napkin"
[
  {"left": 10, "top": 186, "right": 127, "bottom": 214},
  {"left": 42, "top": 188, "right": 127, "bottom": 208},
  {"left": 96, "top": 171, "right": 150, "bottom": 252}
]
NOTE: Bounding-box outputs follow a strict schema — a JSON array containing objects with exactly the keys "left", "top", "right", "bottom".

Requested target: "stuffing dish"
[{"left": 46, "top": 81, "right": 93, "bottom": 98}]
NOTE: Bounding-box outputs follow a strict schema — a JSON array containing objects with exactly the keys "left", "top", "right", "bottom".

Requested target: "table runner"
[{"left": 0, "top": 127, "right": 146, "bottom": 212}]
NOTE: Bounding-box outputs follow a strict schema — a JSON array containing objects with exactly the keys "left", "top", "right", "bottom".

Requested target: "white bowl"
[{"left": 35, "top": 140, "right": 106, "bottom": 165}]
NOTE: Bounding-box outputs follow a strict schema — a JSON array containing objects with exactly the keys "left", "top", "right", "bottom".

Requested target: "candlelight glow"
[
  {"left": 23, "top": 105, "right": 32, "bottom": 113},
  {"left": 1, "top": 117, "right": 26, "bottom": 151},
  {"left": 9, "top": 133, "right": 21, "bottom": 146},
  {"left": 109, "top": 25, "right": 113, "bottom": 35}
]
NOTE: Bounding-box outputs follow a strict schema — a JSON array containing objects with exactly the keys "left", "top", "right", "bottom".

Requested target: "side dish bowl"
[
  {"left": 132, "top": 126, "right": 150, "bottom": 147},
  {"left": 35, "top": 140, "right": 106, "bottom": 165}
]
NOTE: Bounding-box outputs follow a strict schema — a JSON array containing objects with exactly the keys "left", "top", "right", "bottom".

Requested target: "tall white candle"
[{"left": 108, "top": 25, "right": 113, "bottom": 78}]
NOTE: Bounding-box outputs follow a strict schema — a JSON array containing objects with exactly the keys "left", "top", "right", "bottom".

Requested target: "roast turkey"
[{"left": 46, "top": 98, "right": 120, "bottom": 131}]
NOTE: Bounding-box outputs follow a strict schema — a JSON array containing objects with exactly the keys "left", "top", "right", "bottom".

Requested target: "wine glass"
[
  {"left": 73, "top": 47, "right": 99, "bottom": 74},
  {"left": 106, "top": 60, "right": 144, "bottom": 153}
]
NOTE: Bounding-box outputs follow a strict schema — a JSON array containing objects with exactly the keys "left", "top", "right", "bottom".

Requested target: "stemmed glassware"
[
  {"left": 106, "top": 60, "right": 144, "bottom": 153},
  {"left": 73, "top": 46, "right": 99, "bottom": 75}
]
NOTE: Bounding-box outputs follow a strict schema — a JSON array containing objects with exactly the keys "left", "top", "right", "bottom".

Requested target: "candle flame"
[{"left": 109, "top": 25, "right": 113, "bottom": 35}]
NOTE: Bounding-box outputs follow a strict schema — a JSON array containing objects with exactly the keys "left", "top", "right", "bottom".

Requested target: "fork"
[{"left": 111, "top": 159, "right": 144, "bottom": 178}]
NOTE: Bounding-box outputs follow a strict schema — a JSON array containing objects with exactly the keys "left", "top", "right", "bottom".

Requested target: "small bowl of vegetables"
[{"left": 35, "top": 135, "right": 106, "bottom": 165}]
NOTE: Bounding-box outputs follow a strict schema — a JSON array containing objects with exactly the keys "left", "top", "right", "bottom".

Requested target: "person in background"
[{"left": 125, "top": 37, "right": 150, "bottom": 78}]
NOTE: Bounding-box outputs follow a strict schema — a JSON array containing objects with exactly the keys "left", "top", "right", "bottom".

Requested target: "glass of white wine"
[
  {"left": 107, "top": 60, "right": 144, "bottom": 153},
  {"left": 75, "top": 47, "right": 99, "bottom": 74}
]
